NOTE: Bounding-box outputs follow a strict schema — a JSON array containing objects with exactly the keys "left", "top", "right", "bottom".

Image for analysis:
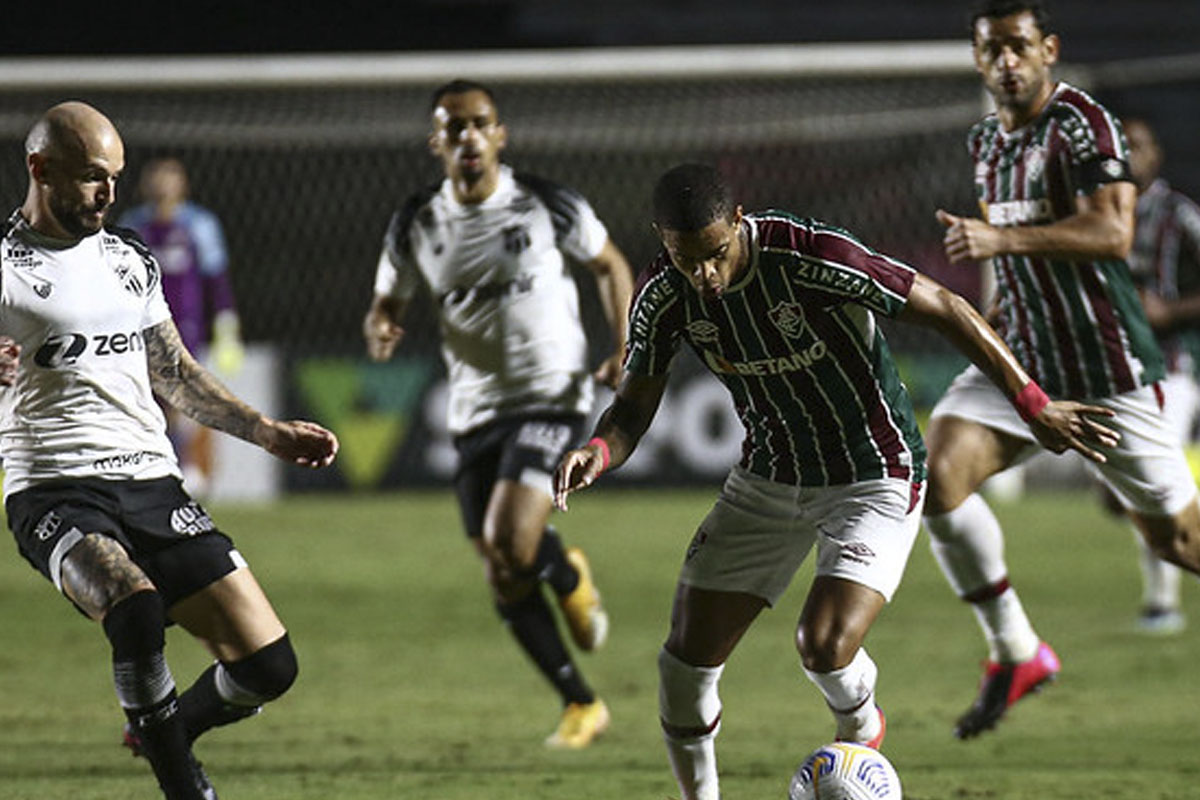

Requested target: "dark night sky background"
[{"left": 3, "top": 1, "right": 1197, "bottom": 60}]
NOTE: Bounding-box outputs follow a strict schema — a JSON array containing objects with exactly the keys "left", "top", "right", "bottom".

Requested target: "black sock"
[
  {"left": 536, "top": 528, "right": 579, "bottom": 597},
  {"left": 124, "top": 691, "right": 205, "bottom": 800},
  {"left": 497, "top": 590, "right": 594, "bottom": 705},
  {"left": 104, "top": 590, "right": 203, "bottom": 799},
  {"left": 178, "top": 664, "right": 260, "bottom": 743}
]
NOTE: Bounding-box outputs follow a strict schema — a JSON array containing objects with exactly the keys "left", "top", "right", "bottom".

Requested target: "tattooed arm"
[{"left": 144, "top": 319, "right": 339, "bottom": 467}]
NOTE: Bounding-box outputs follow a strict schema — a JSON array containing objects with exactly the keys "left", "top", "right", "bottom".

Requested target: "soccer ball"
[{"left": 788, "top": 742, "right": 902, "bottom": 800}]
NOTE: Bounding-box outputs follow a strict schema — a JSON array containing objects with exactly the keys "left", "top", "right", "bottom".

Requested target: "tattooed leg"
[
  {"left": 60, "top": 534, "right": 205, "bottom": 799},
  {"left": 60, "top": 533, "right": 154, "bottom": 620}
]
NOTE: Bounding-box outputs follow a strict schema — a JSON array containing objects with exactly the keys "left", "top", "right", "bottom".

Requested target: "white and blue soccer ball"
[{"left": 788, "top": 742, "right": 902, "bottom": 800}]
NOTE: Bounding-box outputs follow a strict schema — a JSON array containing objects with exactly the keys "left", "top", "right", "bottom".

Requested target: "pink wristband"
[
  {"left": 1013, "top": 381, "right": 1050, "bottom": 423},
  {"left": 588, "top": 437, "right": 611, "bottom": 472}
]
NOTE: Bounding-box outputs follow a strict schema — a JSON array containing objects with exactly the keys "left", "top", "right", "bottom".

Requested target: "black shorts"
[
  {"left": 6, "top": 476, "right": 243, "bottom": 607},
  {"left": 453, "top": 413, "right": 585, "bottom": 538}
]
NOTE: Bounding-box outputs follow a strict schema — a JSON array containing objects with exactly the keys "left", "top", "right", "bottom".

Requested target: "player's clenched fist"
[{"left": 0, "top": 336, "right": 21, "bottom": 387}]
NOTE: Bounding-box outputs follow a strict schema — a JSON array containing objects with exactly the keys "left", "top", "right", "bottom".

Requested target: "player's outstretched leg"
[
  {"left": 659, "top": 648, "right": 723, "bottom": 800},
  {"left": 925, "top": 494, "right": 1056, "bottom": 739},
  {"left": 536, "top": 528, "right": 609, "bottom": 651},
  {"left": 496, "top": 587, "right": 609, "bottom": 748},
  {"left": 106, "top": 590, "right": 215, "bottom": 800},
  {"left": 126, "top": 634, "right": 298, "bottom": 753}
]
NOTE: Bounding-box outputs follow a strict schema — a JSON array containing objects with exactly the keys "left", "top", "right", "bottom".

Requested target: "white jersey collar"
[{"left": 439, "top": 164, "right": 516, "bottom": 212}]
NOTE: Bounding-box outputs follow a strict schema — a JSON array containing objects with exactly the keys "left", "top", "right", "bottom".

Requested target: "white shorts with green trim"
[
  {"left": 931, "top": 365, "right": 1198, "bottom": 516},
  {"left": 678, "top": 466, "right": 924, "bottom": 606}
]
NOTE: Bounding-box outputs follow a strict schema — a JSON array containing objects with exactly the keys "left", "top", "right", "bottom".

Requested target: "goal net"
[{"left": 3, "top": 45, "right": 1190, "bottom": 488}]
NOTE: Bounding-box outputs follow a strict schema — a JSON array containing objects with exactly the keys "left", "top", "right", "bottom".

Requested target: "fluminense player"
[
  {"left": 362, "top": 79, "right": 633, "bottom": 749},
  {"left": 553, "top": 162, "right": 1114, "bottom": 800},
  {"left": 925, "top": 0, "right": 1200, "bottom": 739},
  {"left": 1108, "top": 116, "right": 1200, "bottom": 634},
  {"left": 0, "top": 101, "right": 339, "bottom": 800}
]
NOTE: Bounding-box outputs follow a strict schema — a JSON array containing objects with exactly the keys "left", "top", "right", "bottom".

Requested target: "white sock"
[
  {"left": 1135, "top": 527, "right": 1182, "bottom": 610},
  {"left": 973, "top": 588, "right": 1040, "bottom": 662},
  {"left": 926, "top": 494, "right": 1039, "bottom": 663},
  {"left": 658, "top": 648, "right": 723, "bottom": 800},
  {"left": 925, "top": 493, "right": 1008, "bottom": 594},
  {"left": 804, "top": 648, "right": 880, "bottom": 742}
]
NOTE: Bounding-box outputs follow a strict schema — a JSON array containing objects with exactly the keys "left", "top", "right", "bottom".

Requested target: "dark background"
[
  {"left": 3, "top": 1, "right": 1196, "bottom": 61},
  {"left": 3, "top": 0, "right": 1198, "bottom": 490}
]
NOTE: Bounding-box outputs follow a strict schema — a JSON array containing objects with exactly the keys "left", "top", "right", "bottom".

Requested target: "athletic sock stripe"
[
  {"left": 113, "top": 653, "right": 176, "bottom": 710},
  {"left": 962, "top": 578, "right": 1011, "bottom": 605},
  {"left": 661, "top": 711, "right": 722, "bottom": 740}
]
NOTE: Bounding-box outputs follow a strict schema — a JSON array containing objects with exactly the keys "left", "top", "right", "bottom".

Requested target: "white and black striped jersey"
[
  {"left": 374, "top": 165, "right": 609, "bottom": 434},
  {"left": 0, "top": 211, "right": 179, "bottom": 496}
]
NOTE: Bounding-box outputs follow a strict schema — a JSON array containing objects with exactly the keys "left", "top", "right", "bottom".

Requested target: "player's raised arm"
[
  {"left": 143, "top": 318, "right": 338, "bottom": 467},
  {"left": 553, "top": 371, "right": 667, "bottom": 510},
  {"left": 583, "top": 238, "right": 634, "bottom": 388},
  {"left": 899, "top": 272, "right": 1118, "bottom": 462}
]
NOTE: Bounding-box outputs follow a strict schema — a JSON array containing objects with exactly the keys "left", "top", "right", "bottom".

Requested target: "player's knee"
[
  {"left": 923, "top": 455, "right": 969, "bottom": 516},
  {"left": 101, "top": 589, "right": 167, "bottom": 660},
  {"left": 225, "top": 633, "right": 298, "bottom": 703},
  {"left": 795, "top": 621, "right": 857, "bottom": 673},
  {"left": 484, "top": 527, "right": 540, "bottom": 573}
]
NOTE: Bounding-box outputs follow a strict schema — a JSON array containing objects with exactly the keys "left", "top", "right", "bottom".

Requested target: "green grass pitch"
[{"left": 2, "top": 488, "right": 1199, "bottom": 799}]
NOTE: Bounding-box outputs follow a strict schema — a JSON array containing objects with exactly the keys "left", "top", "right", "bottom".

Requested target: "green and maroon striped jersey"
[
  {"left": 1128, "top": 178, "right": 1200, "bottom": 376},
  {"left": 626, "top": 211, "right": 926, "bottom": 488},
  {"left": 969, "top": 81, "right": 1164, "bottom": 399}
]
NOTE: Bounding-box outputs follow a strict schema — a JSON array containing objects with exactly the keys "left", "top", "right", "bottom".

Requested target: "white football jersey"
[
  {"left": 0, "top": 212, "right": 179, "bottom": 495},
  {"left": 375, "top": 165, "right": 609, "bottom": 434}
]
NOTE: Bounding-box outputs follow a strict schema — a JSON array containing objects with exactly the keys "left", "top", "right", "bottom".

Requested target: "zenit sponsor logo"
[
  {"left": 34, "top": 330, "right": 145, "bottom": 368},
  {"left": 702, "top": 340, "right": 828, "bottom": 376}
]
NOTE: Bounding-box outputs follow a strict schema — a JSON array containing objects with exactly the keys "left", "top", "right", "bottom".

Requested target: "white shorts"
[
  {"left": 931, "top": 365, "right": 1198, "bottom": 516},
  {"left": 1160, "top": 371, "right": 1200, "bottom": 445},
  {"left": 678, "top": 467, "right": 925, "bottom": 606}
]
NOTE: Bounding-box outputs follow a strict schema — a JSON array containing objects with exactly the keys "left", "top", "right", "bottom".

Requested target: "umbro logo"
[
  {"left": 33, "top": 282, "right": 52, "bottom": 299},
  {"left": 839, "top": 541, "right": 876, "bottom": 565},
  {"left": 687, "top": 320, "right": 720, "bottom": 344}
]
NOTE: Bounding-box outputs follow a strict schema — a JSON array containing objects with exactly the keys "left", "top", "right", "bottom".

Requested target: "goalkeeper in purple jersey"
[
  {"left": 119, "top": 159, "right": 244, "bottom": 496},
  {"left": 552, "top": 163, "right": 1112, "bottom": 800},
  {"left": 925, "top": 0, "right": 1200, "bottom": 741}
]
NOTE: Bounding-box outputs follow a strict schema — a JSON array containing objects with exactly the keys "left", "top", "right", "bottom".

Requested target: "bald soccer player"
[{"left": 0, "top": 101, "right": 338, "bottom": 799}]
